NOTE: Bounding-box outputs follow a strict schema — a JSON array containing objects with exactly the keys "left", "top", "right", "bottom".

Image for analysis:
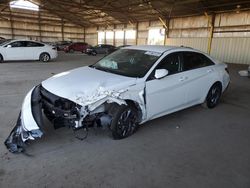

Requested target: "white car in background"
[
  {"left": 0, "top": 39, "right": 58, "bottom": 63},
  {"left": 5, "top": 45, "right": 230, "bottom": 153}
]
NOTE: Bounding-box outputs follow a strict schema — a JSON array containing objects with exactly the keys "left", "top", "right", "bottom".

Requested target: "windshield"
[
  {"left": 90, "top": 49, "right": 162, "bottom": 78},
  {"left": 0, "top": 39, "right": 12, "bottom": 46}
]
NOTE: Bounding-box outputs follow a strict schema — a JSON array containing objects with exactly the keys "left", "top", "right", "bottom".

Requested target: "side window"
[
  {"left": 26, "top": 41, "right": 44, "bottom": 47},
  {"left": 157, "top": 53, "right": 182, "bottom": 75},
  {"left": 182, "top": 52, "right": 214, "bottom": 71},
  {"left": 9, "top": 41, "right": 26, "bottom": 47}
]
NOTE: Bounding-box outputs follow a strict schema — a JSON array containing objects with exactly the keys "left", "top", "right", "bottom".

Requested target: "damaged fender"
[{"left": 4, "top": 86, "right": 43, "bottom": 153}]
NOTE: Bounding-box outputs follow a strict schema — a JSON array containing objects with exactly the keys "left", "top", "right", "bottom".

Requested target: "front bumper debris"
[{"left": 4, "top": 86, "right": 43, "bottom": 153}]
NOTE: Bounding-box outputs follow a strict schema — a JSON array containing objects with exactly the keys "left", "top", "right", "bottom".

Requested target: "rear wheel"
[
  {"left": 91, "top": 51, "right": 97, "bottom": 56},
  {"left": 110, "top": 104, "right": 138, "bottom": 139},
  {"left": 39, "top": 53, "right": 50, "bottom": 62},
  {"left": 203, "top": 83, "right": 222, "bottom": 108}
]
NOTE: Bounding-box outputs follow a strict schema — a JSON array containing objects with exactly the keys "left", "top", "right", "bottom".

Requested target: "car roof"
[
  {"left": 6, "top": 39, "right": 43, "bottom": 43},
  {"left": 124, "top": 45, "right": 196, "bottom": 53}
]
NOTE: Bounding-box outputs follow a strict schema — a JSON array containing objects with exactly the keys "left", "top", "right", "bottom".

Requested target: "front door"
[
  {"left": 146, "top": 52, "right": 187, "bottom": 120},
  {"left": 4, "top": 41, "right": 27, "bottom": 60}
]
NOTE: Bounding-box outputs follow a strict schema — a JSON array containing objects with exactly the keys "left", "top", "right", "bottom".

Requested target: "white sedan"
[
  {"left": 5, "top": 45, "right": 230, "bottom": 153},
  {"left": 0, "top": 39, "right": 58, "bottom": 62}
]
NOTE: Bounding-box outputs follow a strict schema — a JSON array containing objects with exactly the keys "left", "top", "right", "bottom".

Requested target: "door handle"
[
  {"left": 179, "top": 76, "right": 188, "bottom": 81},
  {"left": 207, "top": 69, "right": 213, "bottom": 73}
]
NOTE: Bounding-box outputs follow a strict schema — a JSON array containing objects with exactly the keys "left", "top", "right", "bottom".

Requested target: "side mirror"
[
  {"left": 154, "top": 69, "right": 169, "bottom": 79},
  {"left": 6, "top": 45, "right": 12, "bottom": 48}
]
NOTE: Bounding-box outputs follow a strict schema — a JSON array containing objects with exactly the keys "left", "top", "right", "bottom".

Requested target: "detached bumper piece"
[
  {"left": 4, "top": 86, "right": 43, "bottom": 153},
  {"left": 4, "top": 114, "right": 25, "bottom": 153}
]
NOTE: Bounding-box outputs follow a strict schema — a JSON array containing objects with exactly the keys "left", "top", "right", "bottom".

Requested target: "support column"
[
  {"left": 83, "top": 27, "right": 85, "bottom": 42},
  {"left": 104, "top": 31, "right": 107, "bottom": 44},
  {"left": 38, "top": 10, "right": 42, "bottom": 41},
  {"left": 113, "top": 24, "right": 116, "bottom": 46},
  {"left": 123, "top": 24, "right": 126, "bottom": 45},
  {"left": 135, "top": 22, "right": 138, "bottom": 45},
  {"left": 61, "top": 19, "right": 64, "bottom": 41},
  {"left": 9, "top": 6, "right": 14, "bottom": 39},
  {"left": 207, "top": 14, "right": 215, "bottom": 55}
]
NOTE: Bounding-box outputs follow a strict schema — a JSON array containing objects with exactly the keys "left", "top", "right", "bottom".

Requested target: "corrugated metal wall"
[
  {"left": 165, "top": 37, "right": 250, "bottom": 64},
  {"left": 165, "top": 38, "right": 209, "bottom": 52},
  {"left": 211, "top": 38, "right": 250, "bottom": 64}
]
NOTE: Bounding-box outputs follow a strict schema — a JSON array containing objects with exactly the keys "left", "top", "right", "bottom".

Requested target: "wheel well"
[
  {"left": 40, "top": 52, "right": 50, "bottom": 57},
  {"left": 107, "top": 100, "right": 143, "bottom": 122},
  {"left": 212, "top": 81, "right": 222, "bottom": 91},
  {"left": 125, "top": 100, "right": 142, "bottom": 122}
]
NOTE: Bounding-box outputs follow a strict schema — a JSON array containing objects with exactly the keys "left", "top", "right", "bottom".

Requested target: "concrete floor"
[{"left": 0, "top": 52, "right": 250, "bottom": 188}]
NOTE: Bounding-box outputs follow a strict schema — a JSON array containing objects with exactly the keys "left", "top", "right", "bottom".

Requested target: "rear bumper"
[
  {"left": 50, "top": 50, "right": 58, "bottom": 59},
  {"left": 4, "top": 86, "right": 43, "bottom": 153}
]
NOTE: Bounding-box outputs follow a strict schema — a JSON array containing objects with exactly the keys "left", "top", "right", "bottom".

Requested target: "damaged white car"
[{"left": 5, "top": 45, "right": 230, "bottom": 153}]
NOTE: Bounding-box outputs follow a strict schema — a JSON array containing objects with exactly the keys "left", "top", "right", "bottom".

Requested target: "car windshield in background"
[{"left": 90, "top": 49, "right": 162, "bottom": 78}]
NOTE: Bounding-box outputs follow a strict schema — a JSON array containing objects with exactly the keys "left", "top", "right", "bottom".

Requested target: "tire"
[
  {"left": 39, "top": 53, "right": 50, "bottom": 62},
  {"left": 110, "top": 104, "right": 139, "bottom": 139},
  {"left": 70, "top": 49, "right": 74, "bottom": 53},
  {"left": 203, "top": 83, "right": 222, "bottom": 108},
  {"left": 0, "top": 54, "right": 3, "bottom": 63},
  {"left": 92, "top": 51, "right": 97, "bottom": 56}
]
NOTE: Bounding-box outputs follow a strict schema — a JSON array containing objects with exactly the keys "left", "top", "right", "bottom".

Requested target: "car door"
[
  {"left": 26, "top": 41, "right": 45, "bottom": 60},
  {"left": 4, "top": 41, "right": 27, "bottom": 60},
  {"left": 145, "top": 52, "right": 188, "bottom": 120},
  {"left": 181, "top": 51, "right": 216, "bottom": 106}
]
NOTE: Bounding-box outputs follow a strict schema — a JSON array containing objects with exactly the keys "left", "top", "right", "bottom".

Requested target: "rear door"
[
  {"left": 25, "top": 41, "right": 45, "bottom": 60},
  {"left": 181, "top": 51, "right": 216, "bottom": 105}
]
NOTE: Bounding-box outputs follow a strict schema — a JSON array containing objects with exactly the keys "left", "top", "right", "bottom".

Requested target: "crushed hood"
[{"left": 42, "top": 66, "right": 137, "bottom": 105}]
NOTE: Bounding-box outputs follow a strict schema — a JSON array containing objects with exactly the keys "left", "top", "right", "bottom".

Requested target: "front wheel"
[
  {"left": 39, "top": 53, "right": 50, "bottom": 62},
  {"left": 110, "top": 105, "right": 138, "bottom": 139},
  {"left": 203, "top": 83, "right": 222, "bottom": 108}
]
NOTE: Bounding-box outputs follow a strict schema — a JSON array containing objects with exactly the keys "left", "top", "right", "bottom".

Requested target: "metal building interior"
[{"left": 0, "top": 0, "right": 250, "bottom": 187}]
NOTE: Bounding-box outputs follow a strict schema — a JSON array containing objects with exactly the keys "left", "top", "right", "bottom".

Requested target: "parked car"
[
  {"left": 86, "top": 44, "right": 117, "bottom": 55},
  {"left": 5, "top": 45, "right": 230, "bottom": 153},
  {"left": 0, "top": 39, "right": 57, "bottom": 63},
  {"left": 64, "top": 42, "right": 89, "bottom": 53},
  {"left": 55, "top": 41, "right": 72, "bottom": 51}
]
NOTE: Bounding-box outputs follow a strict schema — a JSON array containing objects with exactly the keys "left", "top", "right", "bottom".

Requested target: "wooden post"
[
  {"left": 38, "top": 10, "right": 42, "bottom": 41},
  {"left": 9, "top": 6, "right": 14, "bottom": 39},
  {"left": 207, "top": 14, "right": 215, "bottom": 55},
  {"left": 83, "top": 27, "right": 85, "bottom": 42},
  {"left": 104, "top": 30, "right": 106, "bottom": 44},
  {"left": 135, "top": 22, "right": 138, "bottom": 45},
  {"left": 113, "top": 24, "right": 116, "bottom": 46},
  {"left": 123, "top": 24, "right": 126, "bottom": 45},
  {"left": 61, "top": 19, "right": 64, "bottom": 41}
]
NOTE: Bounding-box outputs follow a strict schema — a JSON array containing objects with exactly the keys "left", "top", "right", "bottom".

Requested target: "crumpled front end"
[
  {"left": 4, "top": 86, "right": 43, "bottom": 153},
  {"left": 4, "top": 80, "right": 146, "bottom": 153}
]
